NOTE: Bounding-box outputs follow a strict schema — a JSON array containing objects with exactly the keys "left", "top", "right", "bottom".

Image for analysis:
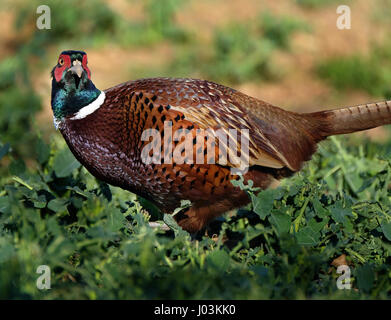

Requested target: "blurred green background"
[
  {"left": 2, "top": 0, "right": 391, "bottom": 163},
  {"left": 2, "top": 0, "right": 391, "bottom": 299}
]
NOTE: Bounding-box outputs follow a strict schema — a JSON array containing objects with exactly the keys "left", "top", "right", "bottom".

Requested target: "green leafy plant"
[{"left": 1, "top": 133, "right": 391, "bottom": 299}]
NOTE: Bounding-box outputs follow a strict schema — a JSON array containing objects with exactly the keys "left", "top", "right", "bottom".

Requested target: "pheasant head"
[{"left": 51, "top": 50, "right": 102, "bottom": 127}]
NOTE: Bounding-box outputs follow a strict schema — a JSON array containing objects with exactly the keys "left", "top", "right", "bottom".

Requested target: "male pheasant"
[{"left": 51, "top": 50, "right": 391, "bottom": 233}]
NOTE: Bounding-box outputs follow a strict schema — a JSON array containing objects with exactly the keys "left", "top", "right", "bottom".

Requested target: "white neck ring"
[{"left": 70, "top": 90, "right": 106, "bottom": 120}]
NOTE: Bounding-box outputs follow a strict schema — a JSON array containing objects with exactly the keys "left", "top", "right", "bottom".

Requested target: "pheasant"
[{"left": 51, "top": 50, "right": 391, "bottom": 233}]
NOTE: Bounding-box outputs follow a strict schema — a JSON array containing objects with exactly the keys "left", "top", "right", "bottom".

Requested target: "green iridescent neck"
[{"left": 51, "top": 77, "right": 101, "bottom": 121}]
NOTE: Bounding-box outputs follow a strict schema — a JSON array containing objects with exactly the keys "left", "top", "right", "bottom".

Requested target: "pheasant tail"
[{"left": 306, "top": 100, "right": 391, "bottom": 139}]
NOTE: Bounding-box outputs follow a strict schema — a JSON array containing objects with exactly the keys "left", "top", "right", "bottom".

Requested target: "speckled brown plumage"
[
  {"left": 59, "top": 78, "right": 272, "bottom": 232},
  {"left": 52, "top": 50, "right": 391, "bottom": 233}
]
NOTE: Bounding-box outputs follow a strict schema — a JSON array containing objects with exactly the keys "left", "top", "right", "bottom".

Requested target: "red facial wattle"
[
  {"left": 54, "top": 54, "right": 71, "bottom": 82},
  {"left": 82, "top": 54, "right": 91, "bottom": 79}
]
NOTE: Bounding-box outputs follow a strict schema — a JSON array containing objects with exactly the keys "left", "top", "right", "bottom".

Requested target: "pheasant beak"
[{"left": 68, "top": 61, "right": 83, "bottom": 78}]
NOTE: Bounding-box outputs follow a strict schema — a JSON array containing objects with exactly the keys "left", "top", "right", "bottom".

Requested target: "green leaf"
[
  {"left": 47, "top": 198, "right": 68, "bottom": 212},
  {"left": 308, "top": 217, "right": 328, "bottom": 233},
  {"left": 53, "top": 148, "right": 81, "bottom": 178},
  {"left": 330, "top": 201, "right": 353, "bottom": 225},
  {"left": 381, "top": 221, "right": 391, "bottom": 241},
  {"left": 312, "top": 198, "right": 329, "bottom": 218},
  {"left": 251, "top": 188, "right": 283, "bottom": 219},
  {"left": 107, "top": 208, "right": 125, "bottom": 232},
  {"left": 36, "top": 139, "right": 50, "bottom": 164},
  {"left": 268, "top": 212, "right": 291, "bottom": 235},
  {"left": 66, "top": 186, "right": 91, "bottom": 199},
  {"left": 206, "top": 250, "right": 231, "bottom": 271},
  {"left": 343, "top": 170, "right": 363, "bottom": 193},
  {"left": 296, "top": 226, "right": 320, "bottom": 246}
]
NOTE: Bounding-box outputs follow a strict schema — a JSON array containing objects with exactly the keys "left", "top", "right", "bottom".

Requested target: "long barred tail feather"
[{"left": 306, "top": 100, "right": 391, "bottom": 138}]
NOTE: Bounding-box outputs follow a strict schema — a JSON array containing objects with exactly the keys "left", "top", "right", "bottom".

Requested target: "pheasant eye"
[{"left": 58, "top": 58, "right": 64, "bottom": 66}]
